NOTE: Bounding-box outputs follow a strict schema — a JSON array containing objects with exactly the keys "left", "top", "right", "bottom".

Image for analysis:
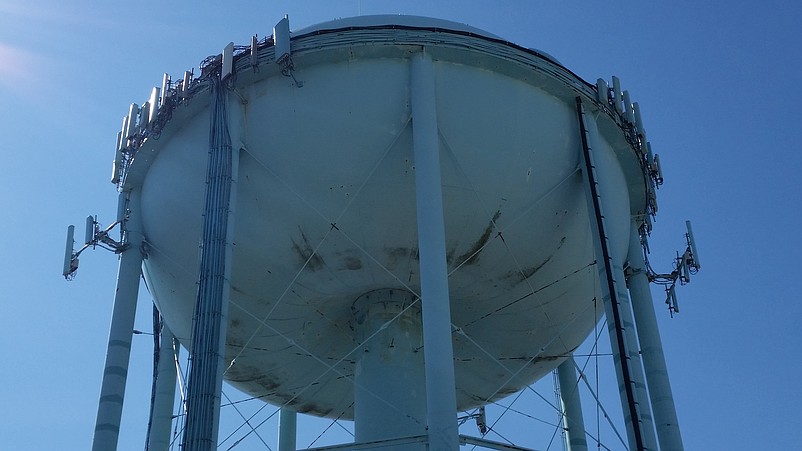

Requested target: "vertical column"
[
  {"left": 148, "top": 323, "right": 179, "bottom": 450},
  {"left": 277, "top": 408, "right": 297, "bottom": 451},
  {"left": 617, "top": 276, "right": 658, "bottom": 450},
  {"left": 576, "top": 98, "right": 656, "bottom": 451},
  {"left": 91, "top": 191, "right": 145, "bottom": 451},
  {"left": 557, "top": 356, "right": 588, "bottom": 451},
  {"left": 353, "top": 291, "right": 427, "bottom": 449},
  {"left": 181, "top": 75, "right": 238, "bottom": 451},
  {"left": 627, "top": 223, "right": 684, "bottom": 451},
  {"left": 410, "top": 51, "right": 460, "bottom": 451}
]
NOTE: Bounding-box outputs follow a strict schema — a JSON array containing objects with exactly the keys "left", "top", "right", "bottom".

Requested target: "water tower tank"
[{"left": 120, "top": 16, "right": 648, "bottom": 418}]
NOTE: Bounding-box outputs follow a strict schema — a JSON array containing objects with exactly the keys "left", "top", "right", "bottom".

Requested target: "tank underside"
[{"left": 133, "top": 24, "right": 637, "bottom": 418}]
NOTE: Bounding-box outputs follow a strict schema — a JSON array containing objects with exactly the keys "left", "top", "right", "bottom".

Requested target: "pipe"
[{"left": 410, "top": 50, "right": 460, "bottom": 451}]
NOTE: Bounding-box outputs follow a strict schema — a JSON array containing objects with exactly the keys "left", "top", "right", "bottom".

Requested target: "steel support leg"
[
  {"left": 148, "top": 322, "right": 179, "bottom": 450},
  {"left": 557, "top": 356, "right": 588, "bottom": 451},
  {"left": 576, "top": 98, "right": 656, "bottom": 451},
  {"left": 411, "top": 50, "right": 460, "bottom": 451},
  {"left": 91, "top": 191, "right": 145, "bottom": 451},
  {"left": 627, "top": 223, "right": 684, "bottom": 451},
  {"left": 278, "top": 408, "right": 297, "bottom": 451}
]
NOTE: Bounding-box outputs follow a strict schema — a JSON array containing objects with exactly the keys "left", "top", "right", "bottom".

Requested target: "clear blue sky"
[{"left": 1, "top": 1, "right": 800, "bottom": 450}]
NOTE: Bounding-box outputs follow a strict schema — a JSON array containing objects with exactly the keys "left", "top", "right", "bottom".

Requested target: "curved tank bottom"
[{"left": 135, "top": 17, "right": 638, "bottom": 418}]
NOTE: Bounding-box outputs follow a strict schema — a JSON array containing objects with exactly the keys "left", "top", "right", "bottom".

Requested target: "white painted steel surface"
[
  {"left": 577, "top": 104, "right": 657, "bottom": 450},
  {"left": 278, "top": 408, "right": 297, "bottom": 451},
  {"left": 128, "top": 16, "right": 647, "bottom": 419},
  {"left": 557, "top": 356, "right": 588, "bottom": 451},
  {"left": 626, "top": 223, "right": 684, "bottom": 451},
  {"left": 91, "top": 193, "right": 145, "bottom": 451},
  {"left": 410, "top": 51, "right": 460, "bottom": 450},
  {"left": 352, "top": 291, "right": 426, "bottom": 448},
  {"left": 148, "top": 325, "right": 179, "bottom": 451}
]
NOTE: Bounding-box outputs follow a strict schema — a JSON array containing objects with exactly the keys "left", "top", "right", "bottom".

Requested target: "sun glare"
[
  {"left": 0, "top": 42, "right": 50, "bottom": 99},
  {"left": 0, "top": 43, "right": 30, "bottom": 87}
]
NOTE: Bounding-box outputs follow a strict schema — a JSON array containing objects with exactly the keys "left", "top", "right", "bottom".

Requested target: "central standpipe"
[
  {"left": 353, "top": 291, "right": 427, "bottom": 449},
  {"left": 181, "top": 75, "right": 238, "bottom": 450},
  {"left": 410, "top": 51, "right": 460, "bottom": 450}
]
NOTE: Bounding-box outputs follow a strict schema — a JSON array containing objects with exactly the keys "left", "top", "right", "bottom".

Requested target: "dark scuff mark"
[
  {"left": 298, "top": 403, "right": 333, "bottom": 416},
  {"left": 502, "top": 236, "right": 566, "bottom": 285},
  {"left": 342, "top": 256, "right": 362, "bottom": 270},
  {"left": 446, "top": 246, "right": 456, "bottom": 265},
  {"left": 522, "top": 254, "right": 553, "bottom": 280},
  {"left": 255, "top": 375, "right": 281, "bottom": 391},
  {"left": 533, "top": 354, "right": 562, "bottom": 363},
  {"left": 521, "top": 264, "right": 541, "bottom": 279},
  {"left": 495, "top": 386, "right": 518, "bottom": 397},
  {"left": 291, "top": 227, "right": 325, "bottom": 271},
  {"left": 227, "top": 368, "right": 280, "bottom": 390},
  {"left": 500, "top": 253, "right": 553, "bottom": 285},
  {"left": 497, "top": 354, "right": 562, "bottom": 363},
  {"left": 385, "top": 246, "right": 419, "bottom": 266},
  {"left": 456, "top": 209, "right": 502, "bottom": 266},
  {"left": 467, "top": 393, "right": 489, "bottom": 404}
]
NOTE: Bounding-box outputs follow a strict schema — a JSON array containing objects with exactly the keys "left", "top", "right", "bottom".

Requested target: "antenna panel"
[
  {"left": 612, "top": 75, "right": 622, "bottom": 114},
  {"left": 596, "top": 78, "right": 609, "bottom": 104},
  {"left": 222, "top": 42, "right": 234, "bottom": 80},
  {"left": 63, "top": 225, "right": 75, "bottom": 278},
  {"left": 686, "top": 220, "right": 700, "bottom": 268},
  {"left": 274, "top": 16, "right": 290, "bottom": 63},
  {"left": 85, "top": 215, "right": 95, "bottom": 245}
]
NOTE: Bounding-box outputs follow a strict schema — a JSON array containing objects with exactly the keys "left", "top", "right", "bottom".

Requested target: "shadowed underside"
[{"left": 134, "top": 18, "right": 636, "bottom": 418}]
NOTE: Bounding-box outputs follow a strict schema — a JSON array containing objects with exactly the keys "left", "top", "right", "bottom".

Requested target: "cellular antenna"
[
  {"left": 686, "top": 220, "right": 700, "bottom": 269},
  {"left": 63, "top": 225, "right": 77, "bottom": 279},
  {"left": 85, "top": 215, "right": 95, "bottom": 246},
  {"left": 62, "top": 214, "right": 124, "bottom": 280},
  {"left": 642, "top": 220, "right": 702, "bottom": 316}
]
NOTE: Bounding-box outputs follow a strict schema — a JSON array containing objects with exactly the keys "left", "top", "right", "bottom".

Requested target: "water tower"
[{"left": 68, "top": 15, "right": 698, "bottom": 451}]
